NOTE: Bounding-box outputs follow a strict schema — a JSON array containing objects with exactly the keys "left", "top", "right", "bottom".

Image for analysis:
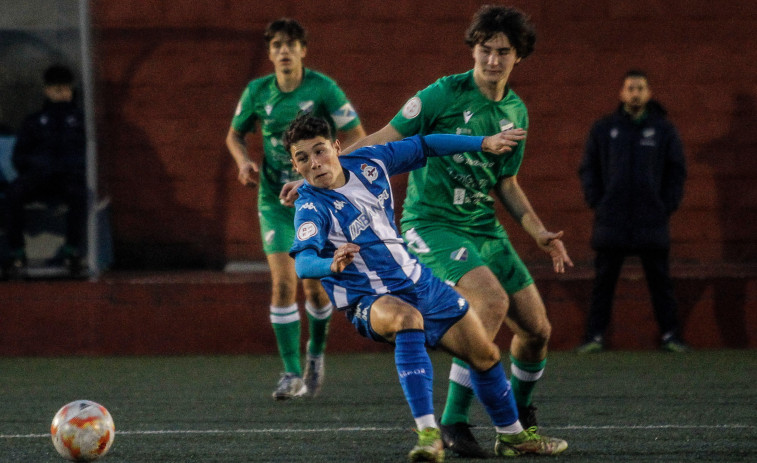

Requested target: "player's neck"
[
  {"left": 276, "top": 67, "right": 304, "bottom": 93},
  {"left": 474, "top": 73, "right": 508, "bottom": 101}
]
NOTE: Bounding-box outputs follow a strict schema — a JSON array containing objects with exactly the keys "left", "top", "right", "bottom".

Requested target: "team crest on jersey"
[
  {"left": 610, "top": 128, "right": 619, "bottom": 139},
  {"left": 333, "top": 200, "right": 346, "bottom": 211},
  {"left": 297, "top": 221, "right": 318, "bottom": 241},
  {"left": 361, "top": 163, "right": 379, "bottom": 183},
  {"left": 450, "top": 247, "right": 469, "bottom": 262},
  {"left": 299, "top": 100, "right": 314, "bottom": 112},
  {"left": 401, "top": 96, "right": 422, "bottom": 119},
  {"left": 500, "top": 119, "right": 514, "bottom": 132},
  {"left": 463, "top": 110, "right": 474, "bottom": 124},
  {"left": 298, "top": 202, "right": 317, "bottom": 212},
  {"left": 265, "top": 104, "right": 273, "bottom": 115}
]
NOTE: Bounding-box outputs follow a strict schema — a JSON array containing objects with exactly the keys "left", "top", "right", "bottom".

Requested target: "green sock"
[
  {"left": 305, "top": 301, "right": 332, "bottom": 356},
  {"left": 270, "top": 304, "right": 302, "bottom": 376},
  {"left": 509, "top": 355, "right": 546, "bottom": 408},
  {"left": 440, "top": 358, "right": 476, "bottom": 426}
]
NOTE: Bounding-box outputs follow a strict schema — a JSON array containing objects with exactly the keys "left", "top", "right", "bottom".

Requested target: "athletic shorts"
[
  {"left": 402, "top": 224, "right": 533, "bottom": 295},
  {"left": 343, "top": 266, "right": 468, "bottom": 348},
  {"left": 257, "top": 182, "right": 295, "bottom": 255}
]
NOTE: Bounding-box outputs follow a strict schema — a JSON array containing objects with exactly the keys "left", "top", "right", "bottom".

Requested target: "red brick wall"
[{"left": 90, "top": 0, "right": 757, "bottom": 268}]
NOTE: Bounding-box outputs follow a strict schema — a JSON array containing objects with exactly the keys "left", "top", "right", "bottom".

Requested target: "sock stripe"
[
  {"left": 511, "top": 363, "right": 544, "bottom": 382},
  {"left": 270, "top": 304, "right": 300, "bottom": 324},
  {"left": 305, "top": 301, "right": 333, "bottom": 320},
  {"left": 449, "top": 362, "right": 473, "bottom": 389}
]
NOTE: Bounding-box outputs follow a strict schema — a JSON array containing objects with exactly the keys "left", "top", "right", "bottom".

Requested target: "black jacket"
[
  {"left": 578, "top": 101, "right": 686, "bottom": 250},
  {"left": 12, "top": 100, "right": 85, "bottom": 174}
]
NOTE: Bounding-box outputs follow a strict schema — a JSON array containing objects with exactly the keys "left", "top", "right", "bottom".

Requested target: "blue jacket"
[{"left": 579, "top": 101, "right": 686, "bottom": 250}]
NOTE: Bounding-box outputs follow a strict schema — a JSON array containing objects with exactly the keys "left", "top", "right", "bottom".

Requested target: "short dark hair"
[
  {"left": 283, "top": 112, "right": 333, "bottom": 153},
  {"left": 264, "top": 18, "right": 307, "bottom": 47},
  {"left": 43, "top": 65, "right": 74, "bottom": 86},
  {"left": 623, "top": 69, "right": 649, "bottom": 83},
  {"left": 464, "top": 5, "right": 536, "bottom": 59}
]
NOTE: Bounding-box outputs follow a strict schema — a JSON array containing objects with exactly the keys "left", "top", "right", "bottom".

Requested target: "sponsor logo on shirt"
[
  {"left": 361, "top": 163, "right": 379, "bottom": 183},
  {"left": 298, "top": 202, "right": 317, "bottom": 211},
  {"left": 610, "top": 128, "right": 619, "bottom": 139},
  {"left": 641, "top": 127, "right": 657, "bottom": 146},
  {"left": 296, "top": 221, "right": 318, "bottom": 241},
  {"left": 401, "top": 96, "right": 422, "bottom": 119},
  {"left": 333, "top": 200, "right": 346, "bottom": 211},
  {"left": 349, "top": 214, "right": 371, "bottom": 240}
]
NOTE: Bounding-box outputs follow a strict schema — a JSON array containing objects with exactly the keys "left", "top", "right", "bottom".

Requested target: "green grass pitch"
[{"left": 1, "top": 350, "right": 755, "bottom": 462}]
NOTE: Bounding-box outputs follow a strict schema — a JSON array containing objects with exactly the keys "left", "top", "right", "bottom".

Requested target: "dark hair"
[
  {"left": 464, "top": 5, "right": 536, "bottom": 59},
  {"left": 623, "top": 69, "right": 649, "bottom": 83},
  {"left": 283, "top": 112, "right": 333, "bottom": 153},
  {"left": 264, "top": 18, "right": 308, "bottom": 47},
  {"left": 43, "top": 64, "right": 74, "bottom": 86}
]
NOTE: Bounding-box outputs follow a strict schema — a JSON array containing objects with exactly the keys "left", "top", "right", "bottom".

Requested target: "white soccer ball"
[{"left": 51, "top": 400, "right": 115, "bottom": 461}]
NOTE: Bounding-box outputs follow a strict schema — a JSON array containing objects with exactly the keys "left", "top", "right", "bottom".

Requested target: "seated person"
[
  {"left": 2, "top": 65, "right": 87, "bottom": 278},
  {"left": 286, "top": 113, "right": 568, "bottom": 461}
]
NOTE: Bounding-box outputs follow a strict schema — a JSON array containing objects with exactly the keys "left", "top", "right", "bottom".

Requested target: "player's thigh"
[
  {"left": 504, "top": 283, "right": 551, "bottom": 340},
  {"left": 439, "top": 310, "right": 500, "bottom": 371},
  {"left": 456, "top": 265, "right": 509, "bottom": 336},
  {"left": 344, "top": 295, "right": 423, "bottom": 343}
]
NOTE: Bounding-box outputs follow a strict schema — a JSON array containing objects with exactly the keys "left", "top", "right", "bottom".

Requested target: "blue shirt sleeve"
[
  {"left": 423, "top": 134, "right": 484, "bottom": 156},
  {"left": 294, "top": 248, "right": 333, "bottom": 279}
]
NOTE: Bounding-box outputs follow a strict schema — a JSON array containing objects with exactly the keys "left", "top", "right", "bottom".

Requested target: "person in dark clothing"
[
  {"left": 2, "top": 65, "right": 87, "bottom": 279},
  {"left": 577, "top": 70, "right": 688, "bottom": 353}
]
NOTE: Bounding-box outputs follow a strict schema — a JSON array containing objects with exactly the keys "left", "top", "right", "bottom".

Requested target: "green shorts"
[
  {"left": 257, "top": 182, "right": 295, "bottom": 255},
  {"left": 402, "top": 223, "right": 533, "bottom": 295}
]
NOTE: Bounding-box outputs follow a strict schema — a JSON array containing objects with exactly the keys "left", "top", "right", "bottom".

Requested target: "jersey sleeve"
[
  {"left": 353, "top": 135, "right": 428, "bottom": 177},
  {"left": 496, "top": 111, "right": 528, "bottom": 178},
  {"left": 389, "top": 79, "right": 450, "bottom": 137},
  {"left": 290, "top": 191, "right": 330, "bottom": 258},
  {"left": 320, "top": 76, "right": 361, "bottom": 132},
  {"left": 230, "top": 83, "right": 258, "bottom": 133}
]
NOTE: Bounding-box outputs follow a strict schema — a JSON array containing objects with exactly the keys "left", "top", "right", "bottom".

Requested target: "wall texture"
[{"left": 90, "top": 0, "right": 757, "bottom": 269}]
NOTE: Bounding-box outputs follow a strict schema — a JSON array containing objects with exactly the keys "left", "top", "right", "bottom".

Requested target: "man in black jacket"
[
  {"left": 2, "top": 65, "right": 87, "bottom": 279},
  {"left": 577, "top": 70, "right": 688, "bottom": 353}
]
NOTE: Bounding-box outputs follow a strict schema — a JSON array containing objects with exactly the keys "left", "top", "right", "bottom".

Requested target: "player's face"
[
  {"left": 268, "top": 32, "right": 306, "bottom": 74},
  {"left": 619, "top": 76, "right": 651, "bottom": 113},
  {"left": 472, "top": 33, "right": 521, "bottom": 86},
  {"left": 44, "top": 84, "right": 73, "bottom": 103},
  {"left": 290, "top": 136, "right": 344, "bottom": 189}
]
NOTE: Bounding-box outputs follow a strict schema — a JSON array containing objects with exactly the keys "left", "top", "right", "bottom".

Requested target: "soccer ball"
[{"left": 51, "top": 400, "right": 115, "bottom": 461}]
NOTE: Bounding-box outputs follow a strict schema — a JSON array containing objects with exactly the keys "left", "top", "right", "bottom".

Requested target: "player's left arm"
[{"left": 495, "top": 175, "right": 573, "bottom": 273}]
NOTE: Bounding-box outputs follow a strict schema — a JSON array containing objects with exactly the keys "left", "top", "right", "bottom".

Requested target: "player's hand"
[
  {"left": 238, "top": 161, "right": 259, "bottom": 188},
  {"left": 279, "top": 179, "right": 305, "bottom": 207},
  {"left": 481, "top": 128, "right": 527, "bottom": 155},
  {"left": 536, "top": 230, "right": 573, "bottom": 274},
  {"left": 331, "top": 243, "right": 360, "bottom": 273}
]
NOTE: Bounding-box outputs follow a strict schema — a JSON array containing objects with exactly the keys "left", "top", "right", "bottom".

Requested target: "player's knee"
[
  {"left": 522, "top": 320, "right": 551, "bottom": 349},
  {"left": 393, "top": 308, "right": 424, "bottom": 332},
  {"left": 271, "top": 279, "right": 297, "bottom": 303},
  {"left": 466, "top": 341, "right": 501, "bottom": 372}
]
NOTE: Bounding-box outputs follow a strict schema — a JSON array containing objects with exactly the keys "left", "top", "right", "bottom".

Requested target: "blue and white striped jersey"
[{"left": 290, "top": 135, "right": 432, "bottom": 309}]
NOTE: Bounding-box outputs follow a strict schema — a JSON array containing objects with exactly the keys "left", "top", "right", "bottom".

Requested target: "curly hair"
[{"left": 283, "top": 112, "right": 333, "bottom": 153}]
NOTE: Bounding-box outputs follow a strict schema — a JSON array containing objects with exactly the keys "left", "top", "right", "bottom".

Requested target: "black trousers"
[
  {"left": 585, "top": 248, "right": 681, "bottom": 340},
  {"left": 3, "top": 169, "right": 87, "bottom": 252}
]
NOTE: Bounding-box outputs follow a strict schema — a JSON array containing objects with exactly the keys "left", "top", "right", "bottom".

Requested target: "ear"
[
  {"left": 301, "top": 45, "right": 307, "bottom": 59},
  {"left": 333, "top": 139, "right": 341, "bottom": 155}
]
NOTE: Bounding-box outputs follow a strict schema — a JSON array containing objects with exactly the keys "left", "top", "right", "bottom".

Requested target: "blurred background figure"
[
  {"left": 577, "top": 70, "right": 688, "bottom": 353},
  {"left": 2, "top": 64, "right": 87, "bottom": 280}
]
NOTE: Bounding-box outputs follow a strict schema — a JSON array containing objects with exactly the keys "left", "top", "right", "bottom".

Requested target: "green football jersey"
[
  {"left": 231, "top": 68, "right": 360, "bottom": 192},
  {"left": 391, "top": 70, "right": 528, "bottom": 232}
]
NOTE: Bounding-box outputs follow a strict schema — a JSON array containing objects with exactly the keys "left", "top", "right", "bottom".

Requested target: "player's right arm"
[{"left": 225, "top": 127, "right": 259, "bottom": 188}]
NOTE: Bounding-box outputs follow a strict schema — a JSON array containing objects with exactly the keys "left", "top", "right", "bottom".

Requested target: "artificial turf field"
[{"left": 1, "top": 350, "right": 755, "bottom": 462}]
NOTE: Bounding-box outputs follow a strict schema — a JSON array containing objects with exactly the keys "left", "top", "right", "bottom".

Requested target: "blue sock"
[
  {"left": 395, "top": 330, "right": 434, "bottom": 419},
  {"left": 470, "top": 363, "right": 518, "bottom": 426}
]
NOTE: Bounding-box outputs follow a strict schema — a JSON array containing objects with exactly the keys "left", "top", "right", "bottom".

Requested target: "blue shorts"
[{"left": 343, "top": 266, "right": 469, "bottom": 347}]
